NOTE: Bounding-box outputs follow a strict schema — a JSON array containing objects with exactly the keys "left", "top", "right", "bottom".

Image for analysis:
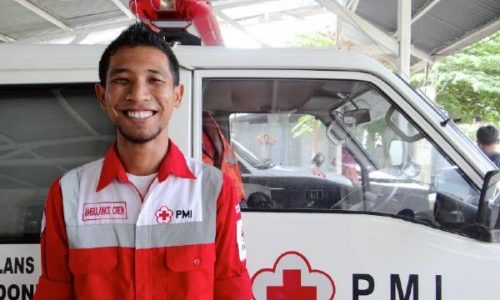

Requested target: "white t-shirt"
[{"left": 127, "top": 173, "right": 158, "bottom": 199}]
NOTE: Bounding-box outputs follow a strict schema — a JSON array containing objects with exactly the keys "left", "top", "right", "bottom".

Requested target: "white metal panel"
[
  {"left": 243, "top": 212, "right": 500, "bottom": 299},
  {"left": 0, "top": 244, "right": 40, "bottom": 296},
  {"left": 0, "top": 44, "right": 104, "bottom": 84}
]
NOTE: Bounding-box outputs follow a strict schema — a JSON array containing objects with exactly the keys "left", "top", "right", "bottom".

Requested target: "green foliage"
[
  {"left": 291, "top": 30, "right": 500, "bottom": 123},
  {"left": 292, "top": 115, "right": 317, "bottom": 138},
  {"left": 288, "top": 30, "right": 336, "bottom": 47},
  {"left": 412, "top": 33, "right": 500, "bottom": 122}
]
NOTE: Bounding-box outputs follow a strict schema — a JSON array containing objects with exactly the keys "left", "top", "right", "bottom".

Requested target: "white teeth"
[{"left": 126, "top": 111, "right": 153, "bottom": 119}]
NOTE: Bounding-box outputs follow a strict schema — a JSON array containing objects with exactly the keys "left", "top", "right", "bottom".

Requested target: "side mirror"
[
  {"left": 476, "top": 170, "right": 500, "bottom": 242},
  {"left": 343, "top": 108, "right": 371, "bottom": 127}
]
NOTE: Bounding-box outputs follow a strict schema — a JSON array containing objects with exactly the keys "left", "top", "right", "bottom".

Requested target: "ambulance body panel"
[{"left": 0, "top": 44, "right": 499, "bottom": 300}]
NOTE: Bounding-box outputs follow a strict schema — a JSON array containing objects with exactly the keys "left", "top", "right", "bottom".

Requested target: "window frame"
[{"left": 193, "top": 69, "right": 482, "bottom": 189}]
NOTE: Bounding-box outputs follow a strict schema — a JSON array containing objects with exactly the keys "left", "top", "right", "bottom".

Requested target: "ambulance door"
[
  {"left": 193, "top": 69, "right": 500, "bottom": 300},
  {"left": 0, "top": 64, "right": 192, "bottom": 298},
  {"left": 0, "top": 82, "right": 115, "bottom": 298}
]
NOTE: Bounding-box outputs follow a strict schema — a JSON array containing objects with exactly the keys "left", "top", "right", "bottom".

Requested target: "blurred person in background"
[{"left": 477, "top": 124, "right": 500, "bottom": 168}]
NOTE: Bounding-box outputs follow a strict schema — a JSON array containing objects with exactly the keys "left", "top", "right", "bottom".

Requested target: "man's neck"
[
  {"left": 116, "top": 137, "right": 169, "bottom": 176},
  {"left": 481, "top": 144, "right": 498, "bottom": 154}
]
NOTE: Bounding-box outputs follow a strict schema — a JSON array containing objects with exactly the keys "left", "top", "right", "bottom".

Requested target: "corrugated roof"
[
  {"left": 356, "top": 0, "right": 500, "bottom": 55},
  {"left": 1, "top": 1, "right": 57, "bottom": 40},
  {"left": 38, "top": 0, "right": 126, "bottom": 27},
  {"left": 412, "top": 0, "right": 500, "bottom": 54},
  {"left": 356, "top": 0, "right": 398, "bottom": 32},
  {"left": 0, "top": 0, "right": 498, "bottom": 68}
]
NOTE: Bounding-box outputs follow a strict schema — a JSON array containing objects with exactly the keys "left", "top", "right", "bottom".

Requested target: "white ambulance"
[{"left": 0, "top": 43, "right": 499, "bottom": 300}]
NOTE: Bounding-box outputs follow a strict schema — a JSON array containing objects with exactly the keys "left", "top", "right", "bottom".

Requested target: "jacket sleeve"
[
  {"left": 34, "top": 179, "right": 74, "bottom": 300},
  {"left": 214, "top": 174, "right": 253, "bottom": 299}
]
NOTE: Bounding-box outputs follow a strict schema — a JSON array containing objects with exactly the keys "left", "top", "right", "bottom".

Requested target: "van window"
[
  {"left": 202, "top": 77, "right": 480, "bottom": 238},
  {"left": 0, "top": 84, "right": 114, "bottom": 242}
]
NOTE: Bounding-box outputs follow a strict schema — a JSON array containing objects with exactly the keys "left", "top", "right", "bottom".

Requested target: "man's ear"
[
  {"left": 95, "top": 83, "right": 107, "bottom": 109},
  {"left": 173, "top": 84, "right": 184, "bottom": 108}
]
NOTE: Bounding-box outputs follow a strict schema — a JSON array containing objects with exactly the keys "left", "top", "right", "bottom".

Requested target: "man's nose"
[{"left": 127, "top": 81, "right": 151, "bottom": 102}]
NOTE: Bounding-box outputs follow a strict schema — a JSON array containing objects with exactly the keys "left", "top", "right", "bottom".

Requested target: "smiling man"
[{"left": 34, "top": 23, "right": 252, "bottom": 300}]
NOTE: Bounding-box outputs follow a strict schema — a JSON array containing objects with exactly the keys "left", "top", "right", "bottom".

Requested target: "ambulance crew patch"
[{"left": 82, "top": 201, "right": 127, "bottom": 221}]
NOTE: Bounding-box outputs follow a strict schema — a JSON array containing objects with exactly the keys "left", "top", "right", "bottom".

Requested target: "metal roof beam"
[
  {"left": 213, "top": 8, "right": 270, "bottom": 47},
  {"left": 316, "top": 0, "right": 433, "bottom": 63},
  {"left": 70, "top": 33, "right": 90, "bottom": 44},
  {"left": 0, "top": 33, "right": 16, "bottom": 42},
  {"left": 12, "top": 0, "right": 73, "bottom": 31},
  {"left": 435, "top": 17, "right": 500, "bottom": 57},
  {"left": 410, "top": 60, "right": 428, "bottom": 73},
  {"left": 411, "top": 0, "right": 441, "bottom": 24},
  {"left": 338, "top": 0, "right": 360, "bottom": 48},
  {"left": 398, "top": 0, "right": 411, "bottom": 77},
  {"left": 346, "top": 0, "right": 359, "bottom": 11},
  {"left": 212, "top": 0, "right": 273, "bottom": 10},
  {"left": 108, "top": 0, "right": 135, "bottom": 19},
  {"left": 19, "top": 20, "right": 134, "bottom": 43},
  {"left": 227, "top": 4, "right": 323, "bottom": 23}
]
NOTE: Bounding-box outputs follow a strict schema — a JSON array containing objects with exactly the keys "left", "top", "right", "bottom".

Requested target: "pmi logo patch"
[
  {"left": 155, "top": 206, "right": 194, "bottom": 224},
  {"left": 155, "top": 206, "right": 174, "bottom": 224},
  {"left": 252, "top": 251, "right": 335, "bottom": 300},
  {"left": 82, "top": 202, "right": 127, "bottom": 221}
]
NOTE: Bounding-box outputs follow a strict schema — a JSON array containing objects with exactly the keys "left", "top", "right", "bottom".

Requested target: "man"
[
  {"left": 477, "top": 124, "right": 500, "bottom": 168},
  {"left": 34, "top": 23, "right": 252, "bottom": 299}
]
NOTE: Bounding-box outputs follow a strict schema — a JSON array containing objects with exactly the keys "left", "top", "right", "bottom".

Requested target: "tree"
[
  {"left": 287, "top": 30, "right": 336, "bottom": 47},
  {"left": 291, "top": 29, "right": 499, "bottom": 122},
  {"left": 412, "top": 33, "right": 500, "bottom": 122}
]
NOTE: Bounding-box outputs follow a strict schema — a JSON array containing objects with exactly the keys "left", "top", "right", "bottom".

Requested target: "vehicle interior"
[{"left": 202, "top": 77, "right": 482, "bottom": 237}]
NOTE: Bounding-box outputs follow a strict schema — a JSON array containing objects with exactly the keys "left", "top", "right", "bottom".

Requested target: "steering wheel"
[{"left": 247, "top": 192, "right": 275, "bottom": 209}]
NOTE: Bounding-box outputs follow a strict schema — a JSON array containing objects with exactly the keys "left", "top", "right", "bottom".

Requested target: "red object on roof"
[{"left": 129, "top": 0, "right": 224, "bottom": 45}]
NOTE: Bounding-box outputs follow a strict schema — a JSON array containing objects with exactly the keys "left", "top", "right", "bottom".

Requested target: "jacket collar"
[{"left": 96, "top": 140, "right": 196, "bottom": 192}]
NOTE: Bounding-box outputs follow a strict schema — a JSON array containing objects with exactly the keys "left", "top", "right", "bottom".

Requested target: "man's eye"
[
  {"left": 150, "top": 77, "right": 164, "bottom": 83},
  {"left": 112, "top": 78, "right": 129, "bottom": 84}
]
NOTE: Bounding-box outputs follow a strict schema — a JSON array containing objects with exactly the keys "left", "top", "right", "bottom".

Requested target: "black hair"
[
  {"left": 477, "top": 125, "right": 499, "bottom": 146},
  {"left": 98, "top": 23, "right": 180, "bottom": 86}
]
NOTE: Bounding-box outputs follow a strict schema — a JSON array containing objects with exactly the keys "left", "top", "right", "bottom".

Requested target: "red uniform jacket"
[{"left": 34, "top": 142, "right": 252, "bottom": 299}]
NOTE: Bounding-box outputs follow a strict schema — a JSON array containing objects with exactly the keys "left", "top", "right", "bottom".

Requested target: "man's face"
[{"left": 95, "top": 46, "right": 183, "bottom": 144}]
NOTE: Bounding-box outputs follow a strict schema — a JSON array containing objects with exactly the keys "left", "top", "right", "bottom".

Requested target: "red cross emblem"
[
  {"left": 268, "top": 269, "right": 317, "bottom": 299},
  {"left": 252, "top": 251, "right": 335, "bottom": 300},
  {"left": 155, "top": 206, "right": 173, "bottom": 224}
]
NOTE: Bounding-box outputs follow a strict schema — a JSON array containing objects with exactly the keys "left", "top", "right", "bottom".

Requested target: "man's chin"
[{"left": 117, "top": 128, "right": 162, "bottom": 144}]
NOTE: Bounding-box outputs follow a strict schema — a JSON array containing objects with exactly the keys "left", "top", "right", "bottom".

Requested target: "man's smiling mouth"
[{"left": 124, "top": 110, "right": 156, "bottom": 119}]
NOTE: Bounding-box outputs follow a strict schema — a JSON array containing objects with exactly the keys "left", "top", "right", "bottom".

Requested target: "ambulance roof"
[{"left": 0, "top": 44, "right": 394, "bottom": 84}]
